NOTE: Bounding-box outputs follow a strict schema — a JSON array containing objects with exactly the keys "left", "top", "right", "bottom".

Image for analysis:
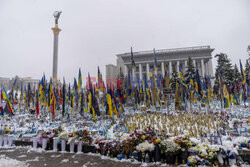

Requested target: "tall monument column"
[{"left": 51, "top": 11, "right": 62, "bottom": 82}]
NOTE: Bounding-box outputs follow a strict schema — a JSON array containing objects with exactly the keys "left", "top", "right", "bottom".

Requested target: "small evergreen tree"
[
  {"left": 213, "top": 53, "right": 234, "bottom": 94},
  {"left": 231, "top": 64, "right": 241, "bottom": 95},
  {"left": 184, "top": 57, "right": 195, "bottom": 85},
  {"left": 232, "top": 64, "right": 241, "bottom": 83}
]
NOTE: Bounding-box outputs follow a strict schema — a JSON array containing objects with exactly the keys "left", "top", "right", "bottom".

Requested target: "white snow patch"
[
  {"left": 50, "top": 154, "right": 61, "bottom": 158},
  {"left": 0, "top": 149, "right": 15, "bottom": 152},
  {"left": 18, "top": 155, "right": 27, "bottom": 158},
  {"left": 61, "top": 159, "right": 69, "bottom": 163},
  {"left": 0, "top": 155, "right": 27, "bottom": 167},
  {"left": 26, "top": 157, "right": 39, "bottom": 162}
]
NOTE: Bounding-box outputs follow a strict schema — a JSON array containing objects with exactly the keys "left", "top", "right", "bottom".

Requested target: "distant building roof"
[{"left": 117, "top": 45, "right": 214, "bottom": 58}]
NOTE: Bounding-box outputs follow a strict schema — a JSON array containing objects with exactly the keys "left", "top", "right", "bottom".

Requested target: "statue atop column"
[{"left": 53, "top": 11, "right": 62, "bottom": 24}]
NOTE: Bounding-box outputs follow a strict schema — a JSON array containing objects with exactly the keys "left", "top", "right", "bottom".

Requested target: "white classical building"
[
  {"left": 0, "top": 77, "right": 10, "bottom": 90},
  {"left": 0, "top": 76, "right": 40, "bottom": 90},
  {"left": 107, "top": 45, "right": 214, "bottom": 81}
]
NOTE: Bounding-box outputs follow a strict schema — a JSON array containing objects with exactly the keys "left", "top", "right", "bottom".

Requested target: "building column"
[
  {"left": 205, "top": 60, "right": 208, "bottom": 76},
  {"left": 193, "top": 59, "right": 196, "bottom": 68},
  {"left": 146, "top": 63, "right": 150, "bottom": 80},
  {"left": 139, "top": 64, "right": 142, "bottom": 81},
  {"left": 177, "top": 61, "right": 180, "bottom": 74},
  {"left": 161, "top": 62, "right": 164, "bottom": 77},
  {"left": 201, "top": 59, "right": 205, "bottom": 77},
  {"left": 208, "top": 58, "right": 214, "bottom": 77},
  {"left": 185, "top": 60, "right": 188, "bottom": 72},
  {"left": 204, "top": 61, "right": 207, "bottom": 76},
  {"left": 169, "top": 61, "right": 172, "bottom": 78},
  {"left": 124, "top": 65, "right": 128, "bottom": 77},
  {"left": 132, "top": 66, "right": 135, "bottom": 83}
]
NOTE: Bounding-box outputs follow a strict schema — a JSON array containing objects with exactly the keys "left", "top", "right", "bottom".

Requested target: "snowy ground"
[{"left": 0, "top": 147, "right": 164, "bottom": 167}]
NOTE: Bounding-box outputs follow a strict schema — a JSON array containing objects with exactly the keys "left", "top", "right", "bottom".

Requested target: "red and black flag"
[{"left": 35, "top": 90, "right": 39, "bottom": 117}]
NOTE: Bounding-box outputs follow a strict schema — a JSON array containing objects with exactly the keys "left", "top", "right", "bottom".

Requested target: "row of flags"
[{"left": 0, "top": 50, "right": 249, "bottom": 119}]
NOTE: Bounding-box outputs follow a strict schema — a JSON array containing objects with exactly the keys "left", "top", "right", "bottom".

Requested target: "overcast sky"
[{"left": 0, "top": 0, "right": 249, "bottom": 83}]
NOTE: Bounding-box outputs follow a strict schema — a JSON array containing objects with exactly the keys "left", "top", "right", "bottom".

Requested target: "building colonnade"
[{"left": 124, "top": 58, "right": 213, "bottom": 81}]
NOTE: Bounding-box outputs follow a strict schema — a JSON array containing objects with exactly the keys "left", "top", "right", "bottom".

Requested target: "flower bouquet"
[
  {"left": 160, "top": 139, "right": 180, "bottom": 164},
  {"left": 122, "top": 140, "right": 135, "bottom": 159},
  {"left": 196, "top": 144, "right": 218, "bottom": 165},
  {"left": 187, "top": 155, "right": 202, "bottom": 166},
  {"left": 136, "top": 140, "right": 155, "bottom": 162},
  {"left": 76, "top": 130, "right": 92, "bottom": 144},
  {"left": 104, "top": 140, "right": 122, "bottom": 158},
  {"left": 174, "top": 136, "right": 190, "bottom": 164}
]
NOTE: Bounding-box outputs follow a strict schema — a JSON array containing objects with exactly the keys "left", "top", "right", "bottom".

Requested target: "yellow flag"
[{"left": 107, "top": 94, "right": 113, "bottom": 118}]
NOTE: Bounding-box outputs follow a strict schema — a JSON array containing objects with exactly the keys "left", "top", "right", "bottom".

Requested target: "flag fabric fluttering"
[
  {"left": 88, "top": 73, "right": 96, "bottom": 121},
  {"left": 106, "top": 88, "right": 114, "bottom": 119},
  {"left": 35, "top": 90, "right": 39, "bottom": 117},
  {"left": 50, "top": 88, "right": 56, "bottom": 118},
  {"left": 179, "top": 65, "right": 188, "bottom": 88},
  {"left": 240, "top": 60, "right": 246, "bottom": 85},
  {"left": 62, "top": 78, "right": 66, "bottom": 116},
  {"left": 195, "top": 68, "right": 202, "bottom": 98},
  {"left": 73, "top": 77, "right": 78, "bottom": 107},
  {"left": 239, "top": 60, "right": 247, "bottom": 103},
  {"left": 0, "top": 89, "right": 3, "bottom": 115},
  {"left": 97, "top": 66, "right": 104, "bottom": 92},
  {"left": 2, "top": 88, "right": 14, "bottom": 116},
  {"left": 78, "top": 68, "right": 82, "bottom": 92},
  {"left": 80, "top": 90, "right": 84, "bottom": 116}
]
